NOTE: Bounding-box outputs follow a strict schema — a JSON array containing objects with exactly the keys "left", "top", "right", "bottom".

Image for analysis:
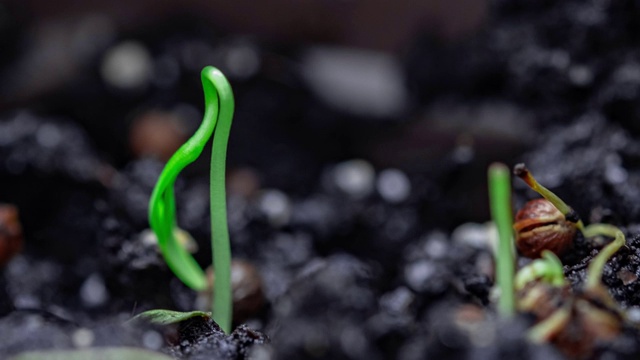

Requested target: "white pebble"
[
  {"left": 301, "top": 47, "right": 407, "bottom": 117},
  {"left": 424, "top": 234, "right": 448, "bottom": 259},
  {"left": 101, "top": 41, "right": 152, "bottom": 90},
  {"left": 142, "top": 330, "right": 164, "bottom": 350},
  {"left": 626, "top": 307, "right": 640, "bottom": 324},
  {"left": 404, "top": 260, "right": 436, "bottom": 292},
  {"left": 258, "top": 189, "right": 291, "bottom": 227},
  {"left": 72, "top": 328, "right": 95, "bottom": 348},
  {"left": 377, "top": 168, "right": 410, "bottom": 203},
  {"left": 452, "top": 222, "right": 493, "bottom": 250},
  {"left": 333, "top": 159, "right": 375, "bottom": 199},
  {"left": 225, "top": 43, "right": 260, "bottom": 79},
  {"left": 605, "top": 164, "right": 628, "bottom": 185},
  {"left": 80, "top": 273, "right": 109, "bottom": 307}
]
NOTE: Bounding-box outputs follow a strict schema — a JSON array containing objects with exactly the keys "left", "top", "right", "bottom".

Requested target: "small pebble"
[
  {"left": 380, "top": 286, "right": 414, "bottom": 314},
  {"left": 80, "top": 273, "right": 109, "bottom": 307},
  {"left": 224, "top": 42, "right": 260, "bottom": 79},
  {"left": 301, "top": 47, "right": 407, "bottom": 117},
  {"left": 257, "top": 189, "right": 291, "bottom": 227},
  {"left": 404, "top": 260, "right": 448, "bottom": 294},
  {"left": 101, "top": 41, "right": 152, "bottom": 90},
  {"left": 142, "top": 330, "right": 164, "bottom": 350},
  {"left": 424, "top": 233, "right": 449, "bottom": 260},
  {"left": 626, "top": 307, "right": 640, "bottom": 324},
  {"left": 617, "top": 268, "right": 638, "bottom": 285},
  {"left": 451, "top": 222, "right": 493, "bottom": 250},
  {"left": 377, "top": 168, "right": 411, "bottom": 203},
  {"left": 138, "top": 229, "right": 159, "bottom": 247},
  {"left": 333, "top": 159, "right": 375, "bottom": 199},
  {"left": 605, "top": 164, "right": 628, "bottom": 185},
  {"left": 72, "top": 328, "right": 95, "bottom": 348}
]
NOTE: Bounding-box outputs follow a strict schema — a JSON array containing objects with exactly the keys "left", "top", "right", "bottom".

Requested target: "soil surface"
[{"left": 3, "top": 1, "right": 640, "bottom": 359}]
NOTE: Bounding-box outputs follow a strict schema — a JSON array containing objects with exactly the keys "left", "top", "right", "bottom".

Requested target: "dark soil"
[{"left": 4, "top": 1, "right": 640, "bottom": 359}]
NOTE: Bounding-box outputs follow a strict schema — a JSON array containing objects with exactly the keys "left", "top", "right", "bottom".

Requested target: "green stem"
[
  {"left": 488, "top": 163, "right": 515, "bottom": 318},
  {"left": 148, "top": 66, "right": 234, "bottom": 333},
  {"left": 206, "top": 67, "right": 234, "bottom": 334},
  {"left": 582, "top": 224, "right": 625, "bottom": 291}
]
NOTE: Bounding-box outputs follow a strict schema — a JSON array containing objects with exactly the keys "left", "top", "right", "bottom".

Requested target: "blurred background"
[
  {"left": 4, "top": 2, "right": 640, "bottom": 357},
  {"left": 0, "top": 0, "right": 503, "bottom": 227},
  {"left": 2, "top": 0, "right": 636, "bottom": 226}
]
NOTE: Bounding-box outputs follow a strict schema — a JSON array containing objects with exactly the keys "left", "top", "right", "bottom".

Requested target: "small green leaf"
[
  {"left": 130, "top": 309, "right": 212, "bottom": 325},
  {"left": 9, "top": 347, "right": 173, "bottom": 360}
]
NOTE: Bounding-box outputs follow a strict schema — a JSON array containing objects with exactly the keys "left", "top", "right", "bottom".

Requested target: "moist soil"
[{"left": 4, "top": 1, "right": 640, "bottom": 359}]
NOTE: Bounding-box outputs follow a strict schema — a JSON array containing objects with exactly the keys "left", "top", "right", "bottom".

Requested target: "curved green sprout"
[
  {"left": 488, "top": 163, "right": 515, "bottom": 318},
  {"left": 148, "top": 66, "right": 234, "bottom": 333},
  {"left": 583, "top": 224, "right": 625, "bottom": 291},
  {"left": 515, "top": 250, "right": 566, "bottom": 290},
  {"left": 513, "top": 164, "right": 584, "bottom": 231}
]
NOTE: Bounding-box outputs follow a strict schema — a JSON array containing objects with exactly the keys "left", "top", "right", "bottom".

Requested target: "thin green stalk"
[
  {"left": 148, "top": 66, "right": 234, "bottom": 333},
  {"left": 207, "top": 67, "right": 234, "bottom": 334},
  {"left": 582, "top": 224, "right": 625, "bottom": 291},
  {"left": 488, "top": 163, "right": 515, "bottom": 317}
]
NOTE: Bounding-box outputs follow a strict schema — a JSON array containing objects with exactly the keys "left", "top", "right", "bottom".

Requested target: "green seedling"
[
  {"left": 514, "top": 250, "right": 566, "bottom": 290},
  {"left": 148, "top": 66, "right": 234, "bottom": 333},
  {"left": 513, "top": 164, "right": 625, "bottom": 293},
  {"left": 508, "top": 163, "right": 626, "bottom": 351},
  {"left": 488, "top": 162, "right": 627, "bottom": 355},
  {"left": 488, "top": 163, "right": 516, "bottom": 318}
]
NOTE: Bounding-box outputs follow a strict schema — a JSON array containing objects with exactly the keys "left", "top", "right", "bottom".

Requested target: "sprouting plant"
[
  {"left": 488, "top": 163, "right": 516, "bottom": 318},
  {"left": 488, "top": 162, "right": 627, "bottom": 356},
  {"left": 512, "top": 164, "right": 625, "bottom": 296},
  {"left": 148, "top": 66, "right": 234, "bottom": 333}
]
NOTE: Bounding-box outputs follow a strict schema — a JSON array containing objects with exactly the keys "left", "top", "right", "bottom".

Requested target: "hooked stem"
[{"left": 513, "top": 164, "right": 584, "bottom": 231}]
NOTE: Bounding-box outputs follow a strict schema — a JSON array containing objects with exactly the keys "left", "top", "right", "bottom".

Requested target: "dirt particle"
[{"left": 617, "top": 268, "right": 637, "bottom": 286}]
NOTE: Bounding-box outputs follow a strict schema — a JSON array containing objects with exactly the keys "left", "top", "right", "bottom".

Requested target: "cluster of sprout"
[{"left": 488, "top": 163, "right": 625, "bottom": 351}]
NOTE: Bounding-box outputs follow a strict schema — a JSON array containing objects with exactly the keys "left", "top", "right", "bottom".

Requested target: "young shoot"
[
  {"left": 514, "top": 250, "right": 566, "bottom": 290},
  {"left": 513, "top": 164, "right": 584, "bottom": 231},
  {"left": 488, "top": 162, "right": 515, "bottom": 318},
  {"left": 513, "top": 164, "right": 626, "bottom": 297},
  {"left": 148, "top": 66, "right": 234, "bottom": 333}
]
